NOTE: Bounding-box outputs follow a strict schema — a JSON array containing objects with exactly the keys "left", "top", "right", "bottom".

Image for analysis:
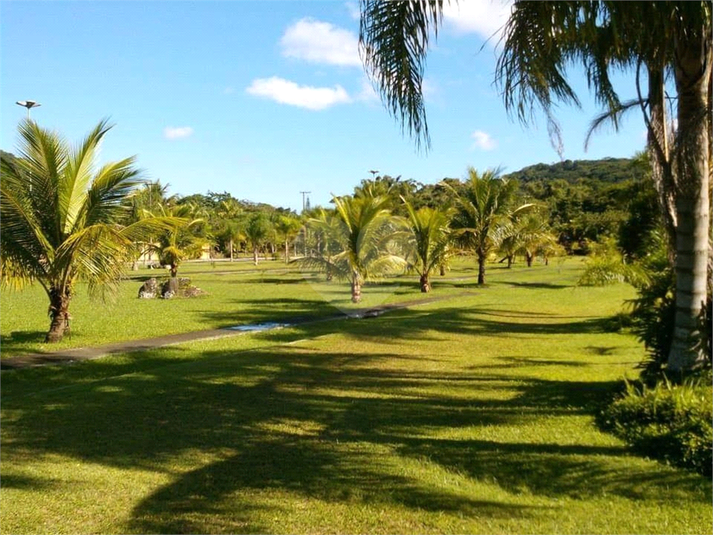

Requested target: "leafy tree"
[
  {"left": 360, "top": 0, "right": 711, "bottom": 371},
  {"left": 0, "top": 120, "right": 168, "bottom": 342},
  {"left": 402, "top": 200, "right": 453, "bottom": 292},
  {"left": 447, "top": 168, "right": 529, "bottom": 285},
  {"left": 302, "top": 195, "right": 407, "bottom": 302}
]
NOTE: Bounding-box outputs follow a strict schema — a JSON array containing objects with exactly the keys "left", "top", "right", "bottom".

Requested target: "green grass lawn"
[
  {"left": 1, "top": 258, "right": 470, "bottom": 357},
  {"left": 1, "top": 259, "right": 710, "bottom": 534}
]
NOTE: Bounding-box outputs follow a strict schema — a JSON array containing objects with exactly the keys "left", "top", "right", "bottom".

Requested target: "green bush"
[{"left": 600, "top": 374, "right": 712, "bottom": 477}]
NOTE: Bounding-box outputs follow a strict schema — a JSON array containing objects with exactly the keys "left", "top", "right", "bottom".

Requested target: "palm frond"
[{"left": 360, "top": 0, "right": 444, "bottom": 150}]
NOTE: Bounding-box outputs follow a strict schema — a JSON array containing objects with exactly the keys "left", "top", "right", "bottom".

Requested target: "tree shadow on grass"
[
  {"left": 200, "top": 298, "right": 339, "bottom": 327},
  {"left": 3, "top": 340, "right": 709, "bottom": 533},
  {"left": 496, "top": 281, "right": 572, "bottom": 290}
]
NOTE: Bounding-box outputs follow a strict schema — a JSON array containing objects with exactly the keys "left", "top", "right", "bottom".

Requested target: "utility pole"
[
  {"left": 300, "top": 191, "right": 311, "bottom": 212},
  {"left": 299, "top": 191, "right": 311, "bottom": 257}
]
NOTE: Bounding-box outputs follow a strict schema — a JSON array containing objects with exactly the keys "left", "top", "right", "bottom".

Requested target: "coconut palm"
[
  {"left": 360, "top": 1, "right": 711, "bottom": 369},
  {"left": 0, "top": 119, "right": 170, "bottom": 342},
  {"left": 124, "top": 180, "right": 173, "bottom": 269},
  {"left": 273, "top": 214, "right": 302, "bottom": 264},
  {"left": 216, "top": 199, "right": 243, "bottom": 262},
  {"left": 402, "top": 200, "right": 453, "bottom": 292},
  {"left": 302, "top": 195, "right": 407, "bottom": 302},
  {"left": 305, "top": 208, "right": 344, "bottom": 281},
  {"left": 446, "top": 168, "right": 530, "bottom": 285},
  {"left": 244, "top": 212, "right": 272, "bottom": 265},
  {"left": 150, "top": 203, "right": 204, "bottom": 278},
  {"left": 497, "top": 211, "right": 557, "bottom": 268}
]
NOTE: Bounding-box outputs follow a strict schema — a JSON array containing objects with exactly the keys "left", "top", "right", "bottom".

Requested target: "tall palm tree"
[
  {"left": 360, "top": 0, "right": 711, "bottom": 370},
  {"left": 402, "top": 200, "right": 453, "bottom": 292},
  {"left": 302, "top": 195, "right": 407, "bottom": 302},
  {"left": 0, "top": 119, "right": 169, "bottom": 342},
  {"left": 447, "top": 168, "right": 529, "bottom": 285}
]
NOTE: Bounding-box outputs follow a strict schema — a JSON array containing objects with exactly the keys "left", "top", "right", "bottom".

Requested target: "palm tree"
[
  {"left": 125, "top": 180, "right": 173, "bottom": 269},
  {"left": 0, "top": 119, "right": 169, "bottom": 342},
  {"left": 216, "top": 199, "right": 243, "bottom": 262},
  {"left": 273, "top": 214, "right": 302, "bottom": 264},
  {"left": 149, "top": 203, "right": 203, "bottom": 280},
  {"left": 302, "top": 195, "right": 407, "bottom": 302},
  {"left": 305, "top": 208, "right": 343, "bottom": 281},
  {"left": 402, "top": 200, "right": 453, "bottom": 292},
  {"left": 497, "top": 210, "right": 557, "bottom": 268},
  {"left": 360, "top": 0, "right": 711, "bottom": 370},
  {"left": 447, "top": 168, "right": 529, "bottom": 285},
  {"left": 244, "top": 212, "right": 272, "bottom": 265}
]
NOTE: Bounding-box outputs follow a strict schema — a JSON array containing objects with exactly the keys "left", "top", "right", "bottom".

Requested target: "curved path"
[{"left": 1, "top": 292, "right": 474, "bottom": 370}]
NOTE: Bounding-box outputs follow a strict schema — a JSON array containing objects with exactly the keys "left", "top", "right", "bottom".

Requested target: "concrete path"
[{"left": 1, "top": 292, "right": 473, "bottom": 370}]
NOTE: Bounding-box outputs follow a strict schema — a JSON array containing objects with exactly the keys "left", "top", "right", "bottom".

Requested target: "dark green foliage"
[
  {"left": 504, "top": 157, "right": 659, "bottom": 254},
  {"left": 600, "top": 374, "right": 713, "bottom": 477},
  {"left": 504, "top": 158, "right": 638, "bottom": 185}
]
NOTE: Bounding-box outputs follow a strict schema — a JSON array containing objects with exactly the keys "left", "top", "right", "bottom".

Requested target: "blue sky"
[{"left": 1, "top": 1, "right": 645, "bottom": 213}]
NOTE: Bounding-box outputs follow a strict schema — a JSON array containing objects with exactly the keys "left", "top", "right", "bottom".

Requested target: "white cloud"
[
  {"left": 422, "top": 78, "right": 438, "bottom": 101},
  {"left": 443, "top": 0, "right": 513, "bottom": 42},
  {"left": 164, "top": 126, "right": 194, "bottom": 140},
  {"left": 356, "top": 77, "right": 380, "bottom": 103},
  {"left": 246, "top": 77, "right": 352, "bottom": 110},
  {"left": 345, "top": 1, "right": 360, "bottom": 20},
  {"left": 280, "top": 18, "right": 361, "bottom": 67},
  {"left": 471, "top": 130, "right": 497, "bottom": 151}
]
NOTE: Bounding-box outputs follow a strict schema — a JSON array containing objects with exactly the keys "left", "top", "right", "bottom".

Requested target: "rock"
[
  {"left": 161, "top": 277, "right": 179, "bottom": 298},
  {"left": 183, "top": 286, "right": 205, "bottom": 298},
  {"left": 178, "top": 277, "right": 191, "bottom": 290},
  {"left": 138, "top": 278, "right": 158, "bottom": 299}
]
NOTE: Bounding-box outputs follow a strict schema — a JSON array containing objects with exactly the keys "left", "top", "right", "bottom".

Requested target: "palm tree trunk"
[
  {"left": 668, "top": 36, "right": 712, "bottom": 371},
  {"left": 440, "top": 264, "right": 446, "bottom": 276},
  {"left": 477, "top": 250, "right": 487, "bottom": 285},
  {"left": 351, "top": 272, "right": 362, "bottom": 303},
  {"left": 46, "top": 286, "right": 71, "bottom": 343},
  {"left": 229, "top": 238, "right": 234, "bottom": 262},
  {"left": 419, "top": 273, "right": 430, "bottom": 293},
  {"left": 170, "top": 264, "right": 178, "bottom": 278},
  {"left": 526, "top": 252, "right": 533, "bottom": 267},
  {"left": 285, "top": 240, "right": 289, "bottom": 264},
  {"left": 507, "top": 255, "right": 513, "bottom": 268},
  {"left": 253, "top": 247, "right": 259, "bottom": 266}
]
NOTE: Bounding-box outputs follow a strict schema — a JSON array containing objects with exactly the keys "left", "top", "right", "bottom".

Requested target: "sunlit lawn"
[
  {"left": 1, "top": 257, "right": 471, "bottom": 357},
  {"left": 1, "top": 257, "right": 710, "bottom": 534}
]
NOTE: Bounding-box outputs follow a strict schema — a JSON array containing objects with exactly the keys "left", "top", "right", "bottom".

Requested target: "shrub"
[{"left": 600, "top": 374, "right": 712, "bottom": 477}]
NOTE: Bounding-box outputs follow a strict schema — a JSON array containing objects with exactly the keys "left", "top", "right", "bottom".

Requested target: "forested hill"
[{"left": 502, "top": 157, "right": 642, "bottom": 185}]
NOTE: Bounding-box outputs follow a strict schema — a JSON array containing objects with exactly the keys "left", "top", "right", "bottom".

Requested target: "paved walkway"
[{"left": 1, "top": 292, "right": 473, "bottom": 370}]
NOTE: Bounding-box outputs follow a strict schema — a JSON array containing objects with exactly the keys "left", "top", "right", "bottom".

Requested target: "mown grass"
[
  {"left": 1, "top": 258, "right": 710, "bottom": 534},
  {"left": 1, "top": 258, "right": 471, "bottom": 357}
]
